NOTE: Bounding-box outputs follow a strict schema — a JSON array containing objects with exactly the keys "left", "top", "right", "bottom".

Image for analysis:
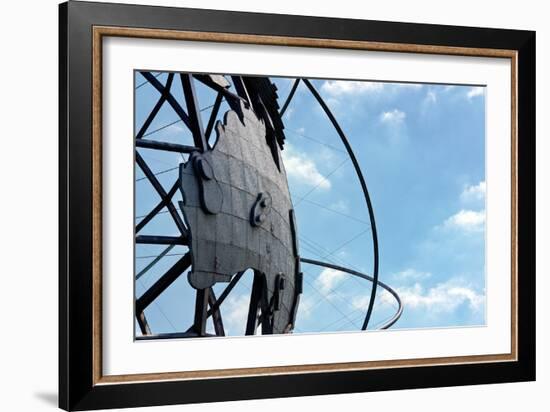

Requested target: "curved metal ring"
[
  {"left": 282, "top": 79, "right": 381, "bottom": 330},
  {"left": 300, "top": 257, "right": 402, "bottom": 329}
]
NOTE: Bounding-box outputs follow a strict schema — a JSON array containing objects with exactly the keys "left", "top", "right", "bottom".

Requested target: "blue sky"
[{"left": 134, "top": 72, "right": 486, "bottom": 336}]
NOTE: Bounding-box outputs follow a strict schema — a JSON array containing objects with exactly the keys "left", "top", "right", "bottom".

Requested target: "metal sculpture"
[
  {"left": 134, "top": 72, "right": 402, "bottom": 339},
  {"left": 179, "top": 103, "right": 301, "bottom": 335}
]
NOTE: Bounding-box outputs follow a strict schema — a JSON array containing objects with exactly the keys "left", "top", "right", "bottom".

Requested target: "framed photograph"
[{"left": 59, "top": 1, "right": 535, "bottom": 410}]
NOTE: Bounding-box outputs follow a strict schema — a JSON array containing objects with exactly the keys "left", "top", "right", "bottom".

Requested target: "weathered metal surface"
[
  {"left": 179, "top": 103, "right": 300, "bottom": 333},
  {"left": 208, "top": 74, "right": 230, "bottom": 89}
]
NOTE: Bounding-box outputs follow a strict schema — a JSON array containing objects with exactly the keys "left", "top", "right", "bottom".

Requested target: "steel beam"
[
  {"left": 136, "top": 73, "right": 174, "bottom": 139},
  {"left": 136, "top": 180, "right": 180, "bottom": 234},
  {"left": 208, "top": 288, "right": 225, "bottom": 336},
  {"left": 180, "top": 73, "right": 207, "bottom": 151},
  {"left": 135, "top": 152, "right": 188, "bottom": 238},
  {"left": 193, "top": 288, "right": 209, "bottom": 337},
  {"left": 136, "top": 252, "right": 191, "bottom": 313},
  {"left": 204, "top": 92, "right": 223, "bottom": 142},
  {"left": 135, "top": 235, "right": 188, "bottom": 245},
  {"left": 140, "top": 71, "right": 193, "bottom": 130},
  {"left": 136, "top": 139, "right": 197, "bottom": 153}
]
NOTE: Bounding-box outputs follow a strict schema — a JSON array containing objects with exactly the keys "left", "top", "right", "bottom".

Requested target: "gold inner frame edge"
[{"left": 91, "top": 26, "right": 518, "bottom": 385}]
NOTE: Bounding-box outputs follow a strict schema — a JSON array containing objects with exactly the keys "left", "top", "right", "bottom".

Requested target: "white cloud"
[
  {"left": 284, "top": 106, "right": 294, "bottom": 119},
  {"left": 351, "top": 294, "right": 374, "bottom": 311},
  {"left": 321, "top": 81, "right": 423, "bottom": 98},
  {"left": 379, "top": 109, "right": 406, "bottom": 124},
  {"left": 390, "top": 281, "right": 485, "bottom": 313},
  {"left": 321, "top": 80, "right": 384, "bottom": 96},
  {"left": 425, "top": 90, "right": 437, "bottom": 104},
  {"left": 329, "top": 200, "right": 350, "bottom": 213},
  {"left": 467, "top": 86, "right": 485, "bottom": 100},
  {"left": 223, "top": 294, "right": 250, "bottom": 335},
  {"left": 157, "top": 122, "right": 185, "bottom": 135},
  {"left": 315, "top": 268, "right": 346, "bottom": 294},
  {"left": 460, "top": 181, "right": 486, "bottom": 203},
  {"left": 443, "top": 209, "right": 485, "bottom": 232},
  {"left": 297, "top": 295, "right": 315, "bottom": 320},
  {"left": 393, "top": 268, "right": 432, "bottom": 281},
  {"left": 282, "top": 145, "right": 331, "bottom": 190},
  {"left": 395, "top": 83, "right": 423, "bottom": 90},
  {"left": 325, "top": 97, "right": 341, "bottom": 109},
  {"left": 350, "top": 274, "right": 485, "bottom": 324}
]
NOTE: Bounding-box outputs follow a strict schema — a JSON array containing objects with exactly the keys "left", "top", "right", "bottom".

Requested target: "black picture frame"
[{"left": 59, "top": 1, "right": 536, "bottom": 410}]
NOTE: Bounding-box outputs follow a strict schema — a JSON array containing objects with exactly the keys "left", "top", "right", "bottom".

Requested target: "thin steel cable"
[
  {"left": 318, "top": 288, "right": 399, "bottom": 332},
  {"left": 302, "top": 79, "right": 380, "bottom": 330},
  {"left": 277, "top": 76, "right": 382, "bottom": 327},
  {"left": 136, "top": 252, "right": 187, "bottom": 260},
  {"left": 135, "top": 193, "right": 370, "bottom": 225},
  {"left": 300, "top": 276, "right": 361, "bottom": 327},
  {"left": 292, "top": 158, "right": 349, "bottom": 207},
  {"left": 135, "top": 73, "right": 392, "bottom": 334},
  {"left": 136, "top": 280, "right": 178, "bottom": 332},
  {"left": 139, "top": 153, "right": 177, "bottom": 168},
  {"left": 301, "top": 257, "right": 402, "bottom": 330},
  {"left": 327, "top": 228, "right": 371, "bottom": 257},
  {"left": 136, "top": 72, "right": 162, "bottom": 90},
  {"left": 136, "top": 244, "right": 176, "bottom": 281},
  {"left": 285, "top": 128, "right": 347, "bottom": 154},
  {"left": 139, "top": 103, "right": 216, "bottom": 138},
  {"left": 298, "top": 240, "right": 364, "bottom": 299},
  {"left": 298, "top": 235, "right": 395, "bottom": 330},
  {"left": 300, "top": 233, "right": 365, "bottom": 274},
  {"left": 298, "top": 241, "right": 365, "bottom": 307},
  {"left": 294, "top": 198, "right": 370, "bottom": 225},
  {"left": 136, "top": 166, "right": 179, "bottom": 183},
  {"left": 299, "top": 267, "right": 362, "bottom": 328},
  {"left": 299, "top": 234, "right": 370, "bottom": 297}
]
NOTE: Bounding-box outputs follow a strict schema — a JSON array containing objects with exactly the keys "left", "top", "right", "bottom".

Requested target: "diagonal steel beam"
[
  {"left": 245, "top": 271, "right": 264, "bottom": 335},
  {"left": 135, "top": 152, "right": 188, "bottom": 238},
  {"left": 135, "top": 244, "right": 175, "bottom": 281},
  {"left": 206, "top": 271, "right": 245, "bottom": 317},
  {"left": 135, "top": 139, "right": 197, "bottom": 153},
  {"left": 204, "top": 92, "right": 223, "bottom": 142},
  {"left": 135, "top": 235, "right": 188, "bottom": 245},
  {"left": 136, "top": 179, "right": 180, "bottom": 233},
  {"left": 140, "top": 71, "right": 192, "bottom": 130},
  {"left": 192, "top": 288, "right": 209, "bottom": 337},
  {"left": 180, "top": 74, "right": 207, "bottom": 151},
  {"left": 136, "top": 73, "right": 175, "bottom": 139},
  {"left": 136, "top": 252, "right": 191, "bottom": 313},
  {"left": 208, "top": 288, "right": 225, "bottom": 336}
]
